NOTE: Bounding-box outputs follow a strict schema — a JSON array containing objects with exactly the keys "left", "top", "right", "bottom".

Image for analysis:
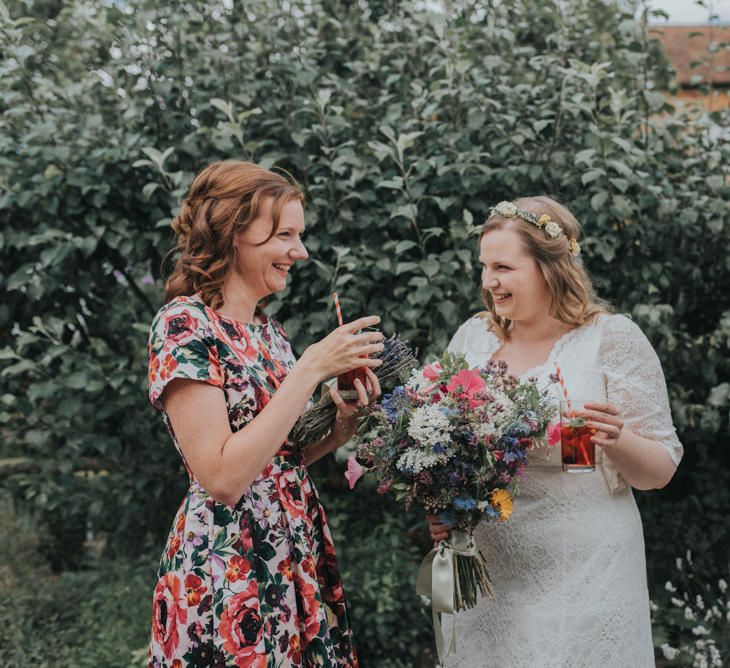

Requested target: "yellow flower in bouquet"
[{"left": 491, "top": 489, "right": 514, "bottom": 521}]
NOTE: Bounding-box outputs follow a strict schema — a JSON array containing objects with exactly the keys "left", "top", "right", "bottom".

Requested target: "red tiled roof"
[{"left": 649, "top": 25, "right": 730, "bottom": 86}]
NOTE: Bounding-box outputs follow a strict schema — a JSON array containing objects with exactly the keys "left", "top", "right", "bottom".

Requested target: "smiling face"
[
  {"left": 233, "top": 197, "right": 308, "bottom": 301},
  {"left": 479, "top": 226, "right": 552, "bottom": 325}
]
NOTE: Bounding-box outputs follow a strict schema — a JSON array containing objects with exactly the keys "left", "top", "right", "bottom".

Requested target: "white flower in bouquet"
[
  {"left": 474, "top": 391, "right": 515, "bottom": 438},
  {"left": 397, "top": 447, "right": 452, "bottom": 473},
  {"left": 405, "top": 368, "right": 429, "bottom": 392},
  {"left": 407, "top": 404, "right": 453, "bottom": 447}
]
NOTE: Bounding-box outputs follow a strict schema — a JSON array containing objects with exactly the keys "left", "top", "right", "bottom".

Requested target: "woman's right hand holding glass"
[{"left": 300, "top": 315, "right": 384, "bottom": 383}]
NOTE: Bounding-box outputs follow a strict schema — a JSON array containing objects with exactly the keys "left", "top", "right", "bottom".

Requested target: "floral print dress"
[{"left": 147, "top": 295, "right": 358, "bottom": 668}]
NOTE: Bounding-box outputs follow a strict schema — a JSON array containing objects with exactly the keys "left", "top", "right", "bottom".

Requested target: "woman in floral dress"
[{"left": 147, "top": 161, "right": 382, "bottom": 667}]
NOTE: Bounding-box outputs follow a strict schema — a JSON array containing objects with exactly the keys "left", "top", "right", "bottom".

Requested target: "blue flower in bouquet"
[
  {"left": 507, "top": 420, "right": 533, "bottom": 438},
  {"left": 453, "top": 497, "right": 477, "bottom": 511},
  {"left": 381, "top": 386, "right": 409, "bottom": 425},
  {"left": 448, "top": 469, "right": 467, "bottom": 485},
  {"left": 503, "top": 450, "right": 522, "bottom": 464},
  {"left": 432, "top": 442, "right": 449, "bottom": 454},
  {"left": 501, "top": 435, "right": 521, "bottom": 448}
]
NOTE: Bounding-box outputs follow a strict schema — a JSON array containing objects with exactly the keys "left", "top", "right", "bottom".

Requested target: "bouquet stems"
[
  {"left": 416, "top": 530, "right": 493, "bottom": 663},
  {"left": 454, "top": 549, "right": 492, "bottom": 610}
]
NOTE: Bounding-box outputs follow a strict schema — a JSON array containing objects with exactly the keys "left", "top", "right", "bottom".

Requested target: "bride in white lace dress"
[{"left": 428, "top": 197, "right": 683, "bottom": 668}]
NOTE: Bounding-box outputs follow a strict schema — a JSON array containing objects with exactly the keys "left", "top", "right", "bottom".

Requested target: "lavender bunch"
[{"left": 289, "top": 335, "right": 418, "bottom": 448}]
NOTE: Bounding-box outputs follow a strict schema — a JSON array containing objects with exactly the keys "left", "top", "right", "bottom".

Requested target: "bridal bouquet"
[{"left": 347, "top": 352, "right": 554, "bottom": 660}]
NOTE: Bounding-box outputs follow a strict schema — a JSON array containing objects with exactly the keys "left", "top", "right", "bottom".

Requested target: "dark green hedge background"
[{"left": 1, "top": 1, "right": 728, "bottom": 665}]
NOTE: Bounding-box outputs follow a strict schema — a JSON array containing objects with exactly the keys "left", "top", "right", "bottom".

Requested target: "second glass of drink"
[{"left": 559, "top": 401, "right": 596, "bottom": 473}]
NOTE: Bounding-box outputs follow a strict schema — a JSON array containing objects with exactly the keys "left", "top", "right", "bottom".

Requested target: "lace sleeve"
[
  {"left": 446, "top": 319, "right": 471, "bottom": 355},
  {"left": 599, "top": 315, "right": 683, "bottom": 487},
  {"left": 447, "top": 316, "right": 499, "bottom": 369}
]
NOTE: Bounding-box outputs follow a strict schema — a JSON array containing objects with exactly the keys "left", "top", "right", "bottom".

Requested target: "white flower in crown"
[
  {"left": 494, "top": 201, "right": 517, "bottom": 217},
  {"left": 544, "top": 221, "right": 562, "bottom": 238}
]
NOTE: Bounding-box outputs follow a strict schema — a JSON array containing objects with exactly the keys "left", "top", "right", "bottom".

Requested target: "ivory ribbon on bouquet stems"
[{"left": 416, "top": 529, "right": 481, "bottom": 663}]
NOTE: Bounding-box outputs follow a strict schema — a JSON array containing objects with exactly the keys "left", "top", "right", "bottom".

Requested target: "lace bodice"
[{"left": 447, "top": 313, "right": 683, "bottom": 492}]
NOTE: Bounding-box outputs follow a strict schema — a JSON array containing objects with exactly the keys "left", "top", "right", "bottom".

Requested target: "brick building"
[{"left": 649, "top": 24, "right": 730, "bottom": 111}]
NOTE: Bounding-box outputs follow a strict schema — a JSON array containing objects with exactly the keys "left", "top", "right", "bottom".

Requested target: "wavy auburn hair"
[
  {"left": 164, "top": 160, "right": 304, "bottom": 310},
  {"left": 480, "top": 195, "right": 610, "bottom": 340}
]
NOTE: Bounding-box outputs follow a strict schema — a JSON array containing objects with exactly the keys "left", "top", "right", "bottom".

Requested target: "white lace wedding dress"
[{"left": 441, "top": 313, "right": 683, "bottom": 668}]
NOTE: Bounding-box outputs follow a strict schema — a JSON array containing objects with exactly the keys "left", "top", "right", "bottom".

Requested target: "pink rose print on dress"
[
  {"left": 151, "top": 573, "right": 188, "bottom": 659},
  {"left": 218, "top": 580, "right": 266, "bottom": 667},
  {"left": 164, "top": 310, "right": 196, "bottom": 344}
]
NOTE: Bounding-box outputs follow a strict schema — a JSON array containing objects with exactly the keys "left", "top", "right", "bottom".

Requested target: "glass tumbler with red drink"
[
  {"left": 559, "top": 401, "right": 596, "bottom": 472},
  {"left": 337, "top": 365, "right": 368, "bottom": 400},
  {"left": 332, "top": 293, "right": 372, "bottom": 402}
]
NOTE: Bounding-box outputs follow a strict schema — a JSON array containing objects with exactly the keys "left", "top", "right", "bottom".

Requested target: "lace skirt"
[{"left": 442, "top": 465, "right": 655, "bottom": 668}]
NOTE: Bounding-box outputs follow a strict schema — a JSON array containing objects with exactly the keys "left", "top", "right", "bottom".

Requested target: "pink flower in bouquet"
[
  {"left": 345, "top": 455, "right": 366, "bottom": 490},
  {"left": 547, "top": 420, "right": 561, "bottom": 446},
  {"left": 422, "top": 362, "right": 443, "bottom": 382},
  {"left": 445, "top": 369, "right": 487, "bottom": 408}
]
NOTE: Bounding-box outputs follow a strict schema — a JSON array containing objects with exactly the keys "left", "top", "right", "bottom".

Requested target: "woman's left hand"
[
  {"left": 329, "top": 368, "right": 381, "bottom": 447},
  {"left": 582, "top": 402, "right": 624, "bottom": 449}
]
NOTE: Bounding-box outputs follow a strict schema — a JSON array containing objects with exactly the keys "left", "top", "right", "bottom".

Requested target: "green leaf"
[
  {"left": 390, "top": 203, "right": 417, "bottom": 220},
  {"left": 395, "top": 262, "right": 419, "bottom": 275},
  {"left": 143, "top": 182, "right": 162, "bottom": 199},
  {"left": 707, "top": 175, "right": 723, "bottom": 191},
  {"left": 421, "top": 259, "right": 440, "bottom": 278},
  {"left": 590, "top": 191, "right": 609, "bottom": 210},
  {"left": 378, "top": 177, "right": 404, "bottom": 190},
  {"left": 394, "top": 240, "right": 417, "bottom": 254},
  {"left": 581, "top": 169, "right": 604, "bottom": 185},
  {"left": 65, "top": 372, "right": 89, "bottom": 390},
  {"left": 575, "top": 149, "right": 596, "bottom": 166}
]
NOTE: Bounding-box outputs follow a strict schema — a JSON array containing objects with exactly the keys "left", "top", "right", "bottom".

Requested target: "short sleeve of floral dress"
[{"left": 146, "top": 295, "right": 358, "bottom": 668}]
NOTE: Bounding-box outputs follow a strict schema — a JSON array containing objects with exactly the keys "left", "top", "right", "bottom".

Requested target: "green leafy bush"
[
  {"left": 0, "top": 495, "right": 153, "bottom": 668},
  {"left": 1, "top": 1, "right": 729, "bottom": 665}
]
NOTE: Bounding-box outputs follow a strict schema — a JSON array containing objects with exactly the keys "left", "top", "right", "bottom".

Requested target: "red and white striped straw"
[
  {"left": 554, "top": 363, "right": 574, "bottom": 417},
  {"left": 332, "top": 292, "right": 344, "bottom": 326}
]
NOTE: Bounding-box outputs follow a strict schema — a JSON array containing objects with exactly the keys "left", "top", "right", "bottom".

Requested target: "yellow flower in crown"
[
  {"left": 491, "top": 488, "right": 514, "bottom": 521},
  {"left": 537, "top": 214, "right": 551, "bottom": 228},
  {"left": 568, "top": 238, "right": 581, "bottom": 257}
]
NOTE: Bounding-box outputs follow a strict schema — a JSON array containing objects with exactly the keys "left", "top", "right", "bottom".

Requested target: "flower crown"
[{"left": 489, "top": 201, "right": 581, "bottom": 257}]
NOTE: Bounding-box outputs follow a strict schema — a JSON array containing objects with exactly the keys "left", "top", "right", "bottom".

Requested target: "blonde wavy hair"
[
  {"left": 164, "top": 160, "right": 304, "bottom": 310},
  {"left": 479, "top": 195, "right": 610, "bottom": 340}
]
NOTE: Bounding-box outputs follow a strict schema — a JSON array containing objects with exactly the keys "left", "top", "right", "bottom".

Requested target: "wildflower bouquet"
[{"left": 348, "top": 352, "right": 554, "bottom": 660}]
